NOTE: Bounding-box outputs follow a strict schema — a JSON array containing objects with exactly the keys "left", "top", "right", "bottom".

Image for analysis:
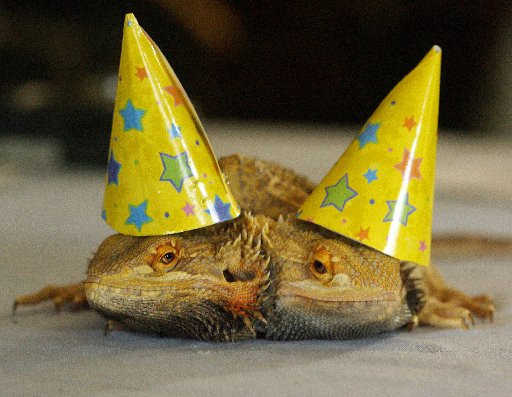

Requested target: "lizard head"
[
  {"left": 84, "top": 222, "right": 269, "bottom": 341},
  {"left": 250, "top": 214, "right": 411, "bottom": 340}
]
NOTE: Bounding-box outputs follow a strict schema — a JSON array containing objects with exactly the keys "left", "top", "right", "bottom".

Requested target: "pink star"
[
  {"left": 419, "top": 240, "right": 427, "bottom": 252},
  {"left": 182, "top": 202, "right": 195, "bottom": 216}
]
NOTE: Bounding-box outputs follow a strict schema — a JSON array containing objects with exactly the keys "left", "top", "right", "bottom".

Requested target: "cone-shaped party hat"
[
  {"left": 102, "top": 14, "right": 240, "bottom": 236},
  {"left": 298, "top": 46, "right": 441, "bottom": 266}
]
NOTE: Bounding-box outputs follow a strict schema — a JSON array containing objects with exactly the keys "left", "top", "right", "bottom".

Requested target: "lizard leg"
[
  {"left": 13, "top": 283, "right": 88, "bottom": 315},
  {"left": 418, "top": 265, "right": 495, "bottom": 328}
]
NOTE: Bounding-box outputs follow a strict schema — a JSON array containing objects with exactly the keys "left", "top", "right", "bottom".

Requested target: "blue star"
[
  {"left": 125, "top": 200, "right": 153, "bottom": 231},
  {"left": 119, "top": 99, "right": 146, "bottom": 131},
  {"left": 159, "top": 152, "right": 194, "bottom": 192},
  {"left": 320, "top": 174, "right": 358, "bottom": 212},
  {"left": 205, "top": 195, "right": 233, "bottom": 222},
  {"left": 363, "top": 168, "right": 378, "bottom": 184},
  {"left": 107, "top": 151, "right": 122, "bottom": 185},
  {"left": 357, "top": 123, "right": 380, "bottom": 149},
  {"left": 101, "top": 209, "right": 107, "bottom": 221},
  {"left": 383, "top": 194, "right": 416, "bottom": 226},
  {"left": 168, "top": 122, "right": 182, "bottom": 138}
]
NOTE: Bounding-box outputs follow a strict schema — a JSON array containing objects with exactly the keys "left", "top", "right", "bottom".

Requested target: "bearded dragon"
[{"left": 13, "top": 154, "right": 497, "bottom": 340}]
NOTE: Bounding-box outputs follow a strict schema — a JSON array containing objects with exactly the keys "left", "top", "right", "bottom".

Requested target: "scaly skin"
[
  {"left": 83, "top": 227, "right": 270, "bottom": 341},
  {"left": 15, "top": 221, "right": 270, "bottom": 342},
  {"left": 221, "top": 154, "right": 495, "bottom": 333},
  {"left": 239, "top": 213, "right": 413, "bottom": 340},
  {"left": 14, "top": 154, "right": 496, "bottom": 340}
]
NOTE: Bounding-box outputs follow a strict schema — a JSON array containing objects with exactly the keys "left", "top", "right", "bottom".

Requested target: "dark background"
[{"left": 1, "top": 0, "right": 510, "bottom": 165}]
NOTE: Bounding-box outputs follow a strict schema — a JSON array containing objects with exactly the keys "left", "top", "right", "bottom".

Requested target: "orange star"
[
  {"left": 135, "top": 67, "right": 147, "bottom": 81},
  {"left": 393, "top": 148, "right": 422, "bottom": 179},
  {"left": 403, "top": 116, "right": 417, "bottom": 131},
  {"left": 164, "top": 85, "right": 184, "bottom": 106},
  {"left": 356, "top": 227, "right": 370, "bottom": 241}
]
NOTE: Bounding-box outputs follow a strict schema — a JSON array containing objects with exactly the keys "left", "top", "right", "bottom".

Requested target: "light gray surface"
[{"left": 1, "top": 126, "right": 511, "bottom": 396}]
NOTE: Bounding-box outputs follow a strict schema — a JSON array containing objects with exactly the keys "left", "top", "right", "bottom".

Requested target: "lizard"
[
  {"left": 13, "top": 154, "right": 497, "bottom": 340},
  {"left": 14, "top": 221, "right": 270, "bottom": 342},
  {"left": 219, "top": 154, "right": 496, "bottom": 336}
]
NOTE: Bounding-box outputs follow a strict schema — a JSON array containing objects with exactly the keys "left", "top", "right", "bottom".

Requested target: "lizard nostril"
[{"left": 223, "top": 269, "right": 236, "bottom": 282}]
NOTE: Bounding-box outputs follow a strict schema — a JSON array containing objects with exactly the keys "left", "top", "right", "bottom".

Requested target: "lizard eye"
[
  {"left": 310, "top": 245, "right": 333, "bottom": 283},
  {"left": 313, "top": 260, "right": 327, "bottom": 274},
  {"left": 159, "top": 249, "right": 179, "bottom": 268},
  {"left": 161, "top": 252, "right": 176, "bottom": 264},
  {"left": 144, "top": 241, "right": 181, "bottom": 273}
]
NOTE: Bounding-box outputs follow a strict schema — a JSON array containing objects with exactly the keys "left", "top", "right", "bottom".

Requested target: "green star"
[
  {"left": 383, "top": 194, "right": 416, "bottom": 226},
  {"left": 159, "top": 152, "right": 193, "bottom": 192},
  {"left": 320, "top": 173, "right": 358, "bottom": 212}
]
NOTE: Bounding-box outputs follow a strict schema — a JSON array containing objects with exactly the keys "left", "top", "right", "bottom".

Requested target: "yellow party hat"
[
  {"left": 102, "top": 14, "right": 240, "bottom": 236},
  {"left": 298, "top": 46, "right": 441, "bottom": 266}
]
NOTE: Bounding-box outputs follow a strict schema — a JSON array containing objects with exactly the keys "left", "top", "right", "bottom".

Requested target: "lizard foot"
[
  {"left": 418, "top": 297, "right": 475, "bottom": 329},
  {"left": 418, "top": 292, "right": 495, "bottom": 329},
  {"left": 13, "top": 283, "right": 88, "bottom": 317},
  {"left": 416, "top": 265, "right": 495, "bottom": 329}
]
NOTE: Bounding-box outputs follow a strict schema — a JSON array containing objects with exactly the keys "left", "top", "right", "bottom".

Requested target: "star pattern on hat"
[
  {"left": 103, "top": 14, "right": 244, "bottom": 236},
  {"left": 107, "top": 150, "right": 121, "bottom": 185},
  {"left": 320, "top": 174, "right": 358, "bottom": 212},
  {"left": 357, "top": 123, "right": 380, "bottom": 149},
  {"left": 125, "top": 200, "right": 153, "bottom": 231},
  {"left": 363, "top": 168, "right": 378, "bottom": 184},
  {"left": 419, "top": 240, "right": 427, "bottom": 252},
  {"left": 135, "top": 66, "right": 147, "bottom": 81},
  {"left": 182, "top": 202, "right": 195, "bottom": 216},
  {"left": 383, "top": 194, "right": 416, "bottom": 226},
  {"left": 119, "top": 99, "right": 146, "bottom": 131},
  {"left": 403, "top": 116, "right": 417, "bottom": 131},
  {"left": 393, "top": 148, "right": 422, "bottom": 179},
  {"left": 168, "top": 121, "right": 182, "bottom": 138},
  {"left": 159, "top": 152, "right": 194, "bottom": 192},
  {"left": 164, "top": 85, "right": 184, "bottom": 106},
  {"left": 356, "top": 226, "right": 370, "bottom": 241},
  {"left": 205, "top": 195, "right": 233, "bottom": 222}
]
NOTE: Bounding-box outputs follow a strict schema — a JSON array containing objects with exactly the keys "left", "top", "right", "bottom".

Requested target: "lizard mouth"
[
  {"left": 262, "top": 280, "right": 410, "bottom": 340},
  {"left": 84, "top": 272, "right": 256, "bottom": 300},
  {"left": 84, "top": 271, "right": 267, "bottom": 341},
  {"left": 277, "top": 280, "right": 400, "bottom": 302}
]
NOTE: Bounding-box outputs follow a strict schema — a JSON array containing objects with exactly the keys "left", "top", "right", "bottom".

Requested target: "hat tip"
[
  {"left": 124, "top": 13, "right": 137, "bottom": 24},
  {"left": 432, "top": 45, "right": 442, "bottom": 53}
]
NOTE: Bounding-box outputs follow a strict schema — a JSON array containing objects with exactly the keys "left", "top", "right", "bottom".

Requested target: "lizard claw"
[
  {"left": 11, "top": 302, "right": 19, "bottom": 323},
  {"left": 104, "top": 319, "right": 124, "bottom": 336},
  {"left": 406, "top": 315, "right": 419, "bottom": 331}
]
